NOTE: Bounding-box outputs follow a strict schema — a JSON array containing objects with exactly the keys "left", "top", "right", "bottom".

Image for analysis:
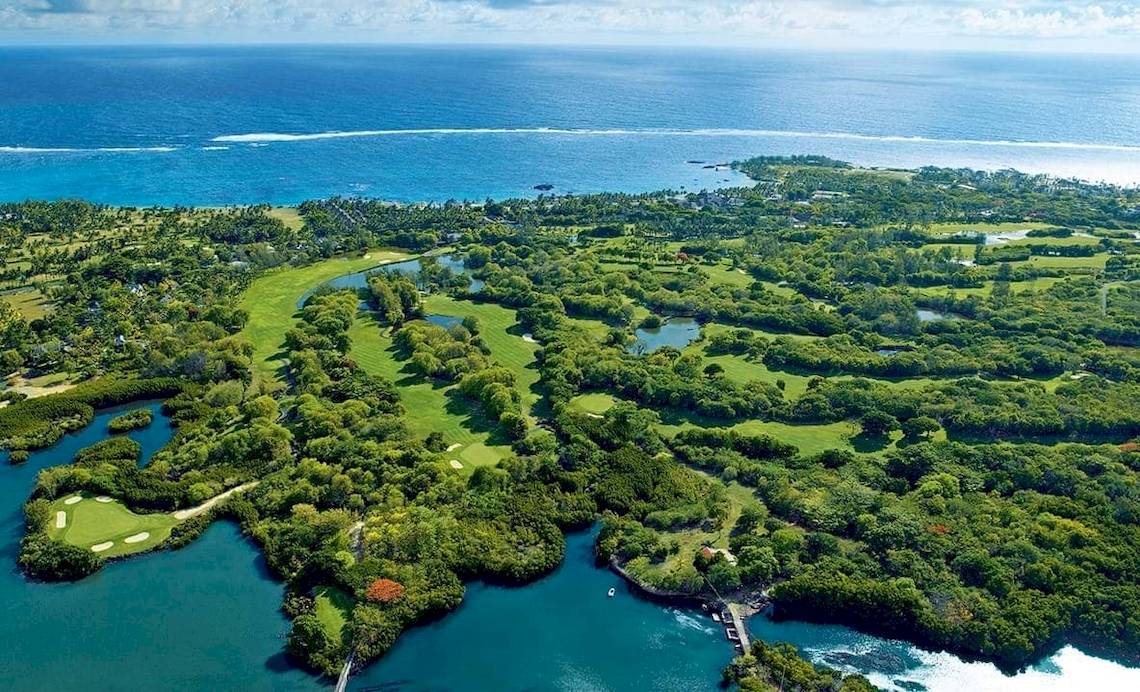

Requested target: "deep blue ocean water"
[{"left": 1, "top": 46, "right": 1138, "bottom": 205}]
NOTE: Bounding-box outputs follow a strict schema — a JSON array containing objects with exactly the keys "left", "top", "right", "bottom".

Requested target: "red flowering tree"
[{"left": 366, "top": 578, "right": 405, "bottom": 604}]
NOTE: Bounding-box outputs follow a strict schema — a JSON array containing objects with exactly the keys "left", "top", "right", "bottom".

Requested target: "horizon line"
[{"left": 0, "top": 39, "right": 1138, "bottom": 58}]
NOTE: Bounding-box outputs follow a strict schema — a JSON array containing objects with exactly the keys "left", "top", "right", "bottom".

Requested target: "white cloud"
[{"left": 2, "top": 0, "right": 1139, "bottom": 50}]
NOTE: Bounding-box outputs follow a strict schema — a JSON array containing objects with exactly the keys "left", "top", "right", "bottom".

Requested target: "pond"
[
  {"left": 426, "top": 313, "right": 463, "bottom": 329},
  {"left": 916, "top": 308, "right": 959, "bottom": 323},
  {"left": 296, "top": 253, "right": 480, "bottom": 308},
  {"left": 748, "top": 614, "right": 1140, "bottom": 692},
  {"left": 982, "top": 229, "right": 1033, "bottom": 246},
  {"left": 628, "top": 317, "right": 702, "bottom": 354}
]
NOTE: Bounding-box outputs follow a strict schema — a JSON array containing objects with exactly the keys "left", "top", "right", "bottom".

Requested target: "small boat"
[{"left": 607, "top": 588, "right": 616, "bottom": 598}]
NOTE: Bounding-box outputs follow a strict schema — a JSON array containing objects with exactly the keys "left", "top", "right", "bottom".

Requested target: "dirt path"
[
  {"left": 348, "top": 520, "right": 365, "bottom": 561},
  {"left": 173, "top": 482, "right": 259, "bottom": 520}
]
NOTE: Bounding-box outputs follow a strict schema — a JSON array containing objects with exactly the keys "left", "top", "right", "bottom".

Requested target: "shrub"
[
  {"left": 108, "top": 408, "right": 154, "bottom": 433},
  {"left": 365, "top": 578, "right": 406, "bottom": 604}
]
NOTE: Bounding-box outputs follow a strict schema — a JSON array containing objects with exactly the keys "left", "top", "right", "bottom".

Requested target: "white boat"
[{"left": 607, "top": 587, "right": 616, "bottom": 597}]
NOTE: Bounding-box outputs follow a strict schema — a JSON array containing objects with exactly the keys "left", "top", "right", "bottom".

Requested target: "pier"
[
  {"left": 724, "top": 603, "right": 751, "bottom": 653},
  {"left": 334, "top": 650, "right": 354, "bottom": 692}
]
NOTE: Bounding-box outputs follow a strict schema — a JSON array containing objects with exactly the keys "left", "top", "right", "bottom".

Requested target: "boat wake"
[
  {"left": 207, "top": 127, "right": 1140, "bottom": 152},
  {"left": 671, "top": 609, "right": 716, "bottom": 634}
]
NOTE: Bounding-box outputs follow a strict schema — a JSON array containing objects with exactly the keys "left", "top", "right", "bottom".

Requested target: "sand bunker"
[
  {"left": 91, "top": 542, "right": 113, "bottom": 552},
  {"left": 446, "top": 443, "right": 462, "bottom": 452},
  {"left": 123, "top": 532, "right": 150, "bottom": 544},
  {"left": 449, "top": 459, "right": 464, "bottom": 469},
  {"left": 521, "top": 333, "right": 537, "bottom": 343},
  {"left": 63, "top": 496, "right": 82, "bottom": 505},
  {"left": 95, "top": 496, "right": 113, "bottom": 503},
  {"left": 55, "top": 511, "right": 67, "bottom": 529}
]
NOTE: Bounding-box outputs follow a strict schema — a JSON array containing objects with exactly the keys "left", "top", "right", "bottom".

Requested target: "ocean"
[{"left": 0, "top": 45, "right": 1138, "bottom": 206}]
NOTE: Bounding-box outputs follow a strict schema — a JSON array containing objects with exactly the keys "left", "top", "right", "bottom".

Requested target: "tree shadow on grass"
[
  {"left": 851, "top": 432, "right": 891, "bottom": 453},
  {"left": 442, "top": 388, "right": 512, "bottom": 448}
]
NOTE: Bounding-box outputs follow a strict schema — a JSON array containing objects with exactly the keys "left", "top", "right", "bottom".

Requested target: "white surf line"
[
  {"left": 55, "top": 511, "right": 67, "bottom": 529},
  {"left": 0, "top": 146, "right": 178, "bottom": 154},
  {"left": 207, "top": 128, "right": 1140, "bottom": 153}
]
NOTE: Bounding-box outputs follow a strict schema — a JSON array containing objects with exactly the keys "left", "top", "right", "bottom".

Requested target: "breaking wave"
[
  {"left": 0, "top": 146, "right": 178, "bottom": 154},
  {"left": 208, "top": 127, "right": 1140, "bottom": 152}
]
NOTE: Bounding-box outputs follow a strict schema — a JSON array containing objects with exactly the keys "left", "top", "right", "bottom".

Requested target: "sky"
[{"left": 2, "top": 0, "right": 1140, "bottom": 52}]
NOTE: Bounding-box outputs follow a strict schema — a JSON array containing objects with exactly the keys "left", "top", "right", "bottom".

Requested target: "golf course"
[{"left": 47, "top": 493, "right": 176, "bottom": 558}]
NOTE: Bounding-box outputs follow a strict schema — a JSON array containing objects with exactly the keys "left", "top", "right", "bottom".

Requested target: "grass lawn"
[
  {"left": 569, "top": 391, "right": 865, "bottom": 456},
  {"left": 313, "top": 586, "right": 353, "bottom": 643},
  {"left": 1025, "top": 254, "right": 1108, "bottom": 270},
  {"left": 699, "top": 263, "right": 754, "bottom": 288},
  {"left": 0, "top": 288, "right": 51, "bottom": 320},
  {"left": 349, "top": 296, "right": 542, "bottom": 474},
  {"left": 2, "top": 372, "right": 79, "bottom": 402},
  {"left": 910, "top": 276, "right": 1068, "bottom": 299},
  {"left": 48, "top": 493, "right": 177, "bottom": 558},
  {"left": 573, "top": 392, "right": 617, "bottom": 415},
  {"left": 925, "top": 221, "right": 1052, "bottom": 236},
  {"left": 422, "top": 294, "right": 541, "bottom": 411},
  {"left": 239, "top": 250, "right": 411, "bottom": 382},
  {"left": 699, "top": 419, "right": 860, "bottom": 456},
  {"left": 701, "top": 322, "right": 820, "bottom": 344},
  {"left": 267, "top": 206, "right": 305, "bottom": 231},
  {"left": 694, "top": 348, "right": 944, "bottom": 400},
  {"left": 1006, "top": 235, "right": 1103, "bottom": 248},
  {"left": 636, "top": 472, "right": 761, "bottom": 581}
]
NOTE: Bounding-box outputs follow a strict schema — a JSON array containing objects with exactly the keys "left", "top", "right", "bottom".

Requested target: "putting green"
[{"left": 47, "top": 493, "right": 177, "bottom": 558}]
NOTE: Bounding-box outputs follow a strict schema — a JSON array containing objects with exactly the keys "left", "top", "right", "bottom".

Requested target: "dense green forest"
[{"left": 2, "top": 159, "right": 1139, "bottom": 683}]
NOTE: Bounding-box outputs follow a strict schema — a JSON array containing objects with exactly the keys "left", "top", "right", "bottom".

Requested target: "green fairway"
[
  {"left": 695, "top": 349, "right": 943, "bottom": 399},
  {"left": 910, "top": 276, "right": 1068, "bottom": 298},
  {"left": 48, "top": 493, "right": 177, "bottom": 558},
  {"left": 1006, "top": 234, "right": 1103, "bottom": 248},
  {"left": 1026, "top": 254, "right": 1108, "bottom": 270},
  {"left": 350, "top": 296, "right": 540, "bottom": 473},
  {"left": 422, "top": 294, "right": 541, "bottom": 411},
  {"left": 572, "top": 392, "right": 617, "bottom": 415},
  {"left": 570, "top": 390, "right": 866, "bottom": 456},
  {"left": 925, "top": 221, "right": 1053, "bottom": 235},
  {"left": 239, "top": 250, "right": 411, "bottom": 382},
  {"left": 313, "top": 586, "right": 353, "bottom": 643},
  {"left": 660, "top": 417, "right": 861, "bottom": 456},
  {"left": 699, "top": 263, "right": 754, "bottom": 288}
]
